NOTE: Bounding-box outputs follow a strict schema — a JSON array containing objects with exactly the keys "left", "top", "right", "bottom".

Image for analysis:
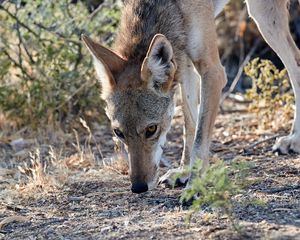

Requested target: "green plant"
[
  {"left": 0, "top": 0, "right": 121, "bottom": 128},
  {"left": 180, "top": 159, "right": 251, "bottom": 231},
  {"left": 244, "top": 58, "right": 295, "bottom": 130}
]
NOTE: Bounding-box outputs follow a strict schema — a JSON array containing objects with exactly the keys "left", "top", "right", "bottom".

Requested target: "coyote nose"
[{"left": 131, "top": 182, "right": 148, "bottom": 194}]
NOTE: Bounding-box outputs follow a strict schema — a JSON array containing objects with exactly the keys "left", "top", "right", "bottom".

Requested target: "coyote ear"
[
  {"left": 82, "top": 35, "right": 126, "bottom": 99},
  {"left": 141, "top": 34, "right": 177, "bottom": 92}
]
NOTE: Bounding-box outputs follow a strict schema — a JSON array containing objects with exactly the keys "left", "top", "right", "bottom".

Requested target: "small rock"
[{"left": 101, "top": 226, "right": 112, "bottom": 233}]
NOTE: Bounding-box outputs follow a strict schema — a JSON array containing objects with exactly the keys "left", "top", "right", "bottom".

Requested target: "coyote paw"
[
  {"left": 272, "top": 134, "right": 300, "bottom": 154},
  {"left": 158, "top": 168, "right": 189, "bottom": 188}
]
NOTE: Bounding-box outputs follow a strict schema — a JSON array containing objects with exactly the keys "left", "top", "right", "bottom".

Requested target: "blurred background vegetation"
[
  {"left": 0, "top": 0, "right": 121, "bottom": 130},
  {"left": 0, "top": 0, "right": 299, "bottom": 131}
]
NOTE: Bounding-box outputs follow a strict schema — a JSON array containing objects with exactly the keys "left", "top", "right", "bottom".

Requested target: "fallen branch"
[{"left": 244, "top": 134, "right": 283, "bottom": 151}]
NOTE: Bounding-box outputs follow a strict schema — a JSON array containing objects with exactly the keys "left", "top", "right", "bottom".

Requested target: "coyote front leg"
[
  {"left": 185, "top": 2, "right": 227, "bottom": 179},
  {"left": 180, "top": 60, "right": 200, "bottom": 167},
  {"left": 191, "top": 61, "right": 226, "bottom": 171}
]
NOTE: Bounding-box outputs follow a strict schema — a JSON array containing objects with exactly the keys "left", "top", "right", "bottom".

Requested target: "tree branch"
[{"left": 0, "top": 5, "right": 38, "bottom": 38}]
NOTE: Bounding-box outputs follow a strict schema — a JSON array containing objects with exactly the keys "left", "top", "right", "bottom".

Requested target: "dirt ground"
[{"left": 0, "top": 100, "right": 300, "bottom": 240}]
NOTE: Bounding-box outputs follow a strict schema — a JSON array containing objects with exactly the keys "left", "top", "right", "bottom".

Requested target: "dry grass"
[
  {"left": 0, "top": 116, "right": 115, "bottom": 203},
  {"left": 15, "top": 148, "right": 67, "bottom": 200}
]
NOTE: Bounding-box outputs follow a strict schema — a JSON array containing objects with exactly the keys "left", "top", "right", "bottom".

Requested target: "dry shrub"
[{"left": 244, "top": 59, "right": 295, "bottom": 132}]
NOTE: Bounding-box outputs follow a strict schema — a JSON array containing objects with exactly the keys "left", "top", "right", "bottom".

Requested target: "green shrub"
[
  {"left": 0, "top": 0, "right": 121, "bottom": 128},
  {"left": 180, "top": 159, "right": 251, "bottom": 228},
  {"left": 244, "top": 58, "right": 295, "bottom": 130}
]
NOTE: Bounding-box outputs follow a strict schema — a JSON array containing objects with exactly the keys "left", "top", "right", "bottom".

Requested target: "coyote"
[{"left": 82, "top": 0, "right": 300, "bottom": 193}]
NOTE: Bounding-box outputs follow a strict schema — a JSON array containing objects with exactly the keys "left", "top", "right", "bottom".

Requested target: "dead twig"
[
  {"left": 88, "top": 0, "right": 110, "bottom": 21},
  {"left": 0, "top": 5, "right": 38, "bottom": 37},
  {"left": 16, "top": 22, "right": 35, "bottom": 64},
  {"left": 2, "top": 49, "right": 33, "bottom": 80},
  {"left": 244, "top": 134, "right": 283, "bottom": 151},
  {"left": 261, "top": 183, "right": 300, "bottom": 194},
  {"left": 0, "top": 216, "right": 29, "bottom": 229},
  {"left": 220, "top": 39, "right": 260, "bottom": 107}
]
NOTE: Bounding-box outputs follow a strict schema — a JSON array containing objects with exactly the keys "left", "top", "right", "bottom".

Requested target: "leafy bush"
[
  {"left": 244, "top": 58, "right": 295, "bottom": 130},
  {"left": 0, "top": 0, "right": 121, "bottom": 128}
]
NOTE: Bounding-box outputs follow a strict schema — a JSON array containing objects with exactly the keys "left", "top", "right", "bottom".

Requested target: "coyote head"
[{"left": 82, "top": 34, "right": 177, "bottom": 193}]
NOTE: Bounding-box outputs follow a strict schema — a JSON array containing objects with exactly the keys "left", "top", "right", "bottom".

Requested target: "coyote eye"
[
  {"left": 114, "top": 129, "right": 125, "bottom": 139},
  {"left": 145, "top": 125, "right": 157, "bottom": 138}
]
